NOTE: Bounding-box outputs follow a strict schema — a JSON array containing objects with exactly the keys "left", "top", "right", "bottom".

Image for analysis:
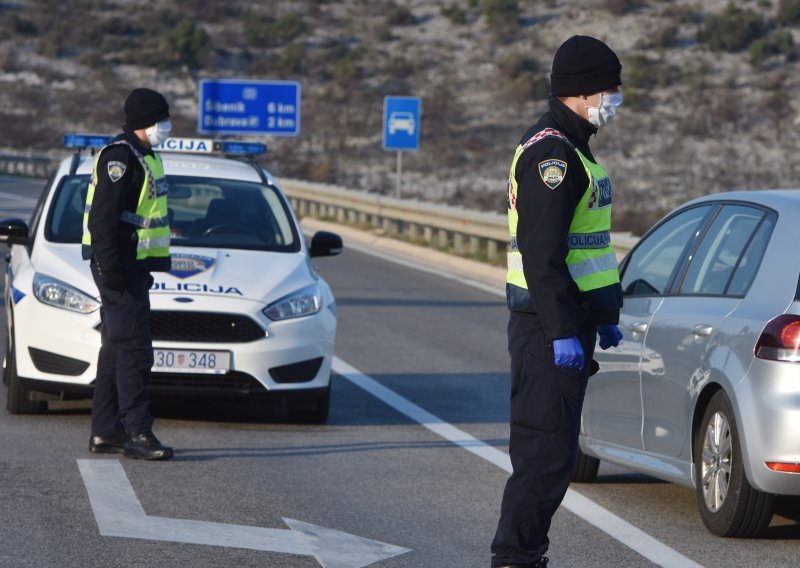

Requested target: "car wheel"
[
  {"left": 571, "top": 446, "right": 600, "bottom": 483},
  {"left": 286, "top": 385, "right": 330, "bottom": 424},
  {"left": 5, "top": 329, "right": 47, "bottom": 415},
  {"left": 694, "top": 390, "right": 773, "bottom": 537}
]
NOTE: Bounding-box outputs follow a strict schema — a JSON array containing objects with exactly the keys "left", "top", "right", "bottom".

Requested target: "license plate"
[{"left": 152, "top": 349, "right": 230, "bottom": 375}]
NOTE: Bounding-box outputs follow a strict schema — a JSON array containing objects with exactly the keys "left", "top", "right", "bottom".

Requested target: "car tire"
[
  {"left": 571, "top": 446, "right": 600, "bottom": 483},
  {"left": 286, "top": 385, "right": 330, "bottom": 424},
  {"left": 694, "top": 390, "right": 774, "bottom": 537},
  {"left": 5, "top": 330, "right": 46, "bottom": 415}
]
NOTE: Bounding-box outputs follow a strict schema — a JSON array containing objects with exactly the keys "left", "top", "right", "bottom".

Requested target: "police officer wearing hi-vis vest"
[
  {"left": 82, "top": 88, "right": 173, "bottom": 460},
  {"left": 491, "top": 36, "right": 625, "bottom": 567}
]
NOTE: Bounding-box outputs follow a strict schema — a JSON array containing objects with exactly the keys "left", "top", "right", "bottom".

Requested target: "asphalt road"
[{"left": 0, "top": 174, "right": 799, "bottom": 568}]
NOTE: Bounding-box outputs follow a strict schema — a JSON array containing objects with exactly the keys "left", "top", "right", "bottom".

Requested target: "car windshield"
[{"left": 46, "top": 174, "right": 299, "bottom": 252}]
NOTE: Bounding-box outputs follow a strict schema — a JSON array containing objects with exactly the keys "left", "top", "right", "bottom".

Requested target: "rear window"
[{"left": 46, "top": 174, "right": 299, "bottom": 253}]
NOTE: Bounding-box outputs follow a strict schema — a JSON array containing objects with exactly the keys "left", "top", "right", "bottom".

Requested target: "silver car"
[{"left": 574, "top": 190, "right": 800, "bottom": 537}]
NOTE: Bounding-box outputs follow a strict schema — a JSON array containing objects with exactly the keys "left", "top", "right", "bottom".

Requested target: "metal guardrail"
[
  {"left": 0, "top": 154, "right": 56, "bottom": 179},
  {"left": 278, "top": 178, "right": 639, "bottom": 262},
  {"left": 0, "top": 154, "right": 638, "bottom": 261}
]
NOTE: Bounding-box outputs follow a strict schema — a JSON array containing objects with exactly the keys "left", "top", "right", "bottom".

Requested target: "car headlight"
[
  {"left": 33, "top": 273, "right": 100, "bottom": 314},
  {"left": 263, "top": 284, "right": 321, "bottom": 321}
]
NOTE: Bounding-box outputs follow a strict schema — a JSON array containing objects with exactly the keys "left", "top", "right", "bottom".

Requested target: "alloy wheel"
[{"left": 701, "top": 411, "right": 733, "bottom": 512}]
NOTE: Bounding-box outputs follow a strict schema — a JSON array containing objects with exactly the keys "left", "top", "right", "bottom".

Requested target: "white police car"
[{"left": 0, "top": 135, "right": 341, "bottom": 422}]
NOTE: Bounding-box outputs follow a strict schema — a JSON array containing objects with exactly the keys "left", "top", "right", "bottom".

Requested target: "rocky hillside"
[{"left": 2, "top": 0, "right": 800, "bottom": 233}]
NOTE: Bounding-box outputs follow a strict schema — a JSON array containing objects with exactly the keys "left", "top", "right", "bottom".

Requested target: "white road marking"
[
  {"left": 333, "top": 356, "right": 704, "bottom": 568},
  {"left": 77, "top": 459, "right": 410, "bottom": 568}
]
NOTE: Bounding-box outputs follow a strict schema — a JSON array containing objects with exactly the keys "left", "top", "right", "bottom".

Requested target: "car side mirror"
[
  {"left": 0, "top": 218, "right": 30, "bottom": 246},
  {"left": 309, "top": 231, "right": 342, "bottom": 258}
]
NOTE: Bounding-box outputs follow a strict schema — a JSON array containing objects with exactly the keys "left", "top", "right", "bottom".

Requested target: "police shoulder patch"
[
  {"left": 107, "top": 161, "right": 126, "bottom": 183},
  {"left": 538, "top": 159, "right": 567, "bottom": 190}
]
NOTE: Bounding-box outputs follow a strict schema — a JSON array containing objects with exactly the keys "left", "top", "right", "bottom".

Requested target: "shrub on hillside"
[
  {"left": 749, "top": 30, "right": 794, "bottom": 66},
  {"left": 243, "top": 12, "right": 306, "bottom": 48},
  {"left": 602, "top": 0, "right": 642, "bottom": 16},
  {"left": 440, "top": 3, "right": 468, "bottom": 25},
  {"left": 778, "top": 0, "right": 800, "bottom": 24},
  {"left": 386, "top": 3, "right": 416, "bottom": 26},
  {"left": 278, "top": 42, "right": 306, "bottom": 75},
  {"left": 497, "top": 52, "right": 548, "bottom": 100},
  {"left": 481, "top": 0, "right": 518, "bottom": 33},
  {"left": 699, "top": 4, "right": 768, "bottom": 52},
  {"left": 168, "top": 19, "right": 211, "bottom": 69}
]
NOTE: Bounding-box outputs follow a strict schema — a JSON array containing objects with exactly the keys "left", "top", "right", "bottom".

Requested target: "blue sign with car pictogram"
[{"left": 383, "top": 96, "right": 421, "bottom": 151}]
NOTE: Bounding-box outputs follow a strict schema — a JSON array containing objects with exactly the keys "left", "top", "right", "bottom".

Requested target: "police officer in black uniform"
[
  {"left": 84, "top": 88, "right": 173, "bottom": 460},
  {"left": 491, "top": 37, "right": 626, "bottom": 567}
]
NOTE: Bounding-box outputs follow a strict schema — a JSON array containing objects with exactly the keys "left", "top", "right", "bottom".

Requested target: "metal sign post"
[
  {"left": 383, "top": 96, "right": 421, "bottom": 199},
  {"left": 396, "top": 152, "right": 402, "bottom": 199}
]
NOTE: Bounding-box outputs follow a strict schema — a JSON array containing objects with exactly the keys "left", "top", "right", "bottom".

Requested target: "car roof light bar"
[
  {"left": 64, "top": 134, "right": 267, "bottom": 157},
  {"left": 63, "top": 134, "right": 115, "bottom": 150}
]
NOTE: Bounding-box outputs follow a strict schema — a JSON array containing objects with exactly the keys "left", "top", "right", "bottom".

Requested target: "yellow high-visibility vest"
[
  {"left": 507, "top": 128, "right": 620, "bottom": 294},
  {"left": 82, "top": 140, "right": 170, "bottom": 262}
]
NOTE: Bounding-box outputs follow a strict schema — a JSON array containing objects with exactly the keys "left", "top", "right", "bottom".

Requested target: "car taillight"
[
  {"left": 766, "top": 462, "right": 800, "bottom": 473},
  {"left": 755, "top": 314, "right": 800, "bottom": 362}
]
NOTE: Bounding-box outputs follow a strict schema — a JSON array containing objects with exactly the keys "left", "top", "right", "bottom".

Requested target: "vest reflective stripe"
[
  {"left": 568, "top": 252, "right": 617, "bottom": 280},
  {"left": 120, "top": 210, "right": 170, "bottom": 228},
  {"left": 136, "top": 236, "right": 171, "bottom": 251},
  {"left": 507, "top": 128, "right": 620, "bottom": 294},
  {"left": 82, "top": 140, "right": 170, "bottom": 262}
]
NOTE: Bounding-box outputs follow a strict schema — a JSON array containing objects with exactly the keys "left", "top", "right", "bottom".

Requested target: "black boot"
[
  {"left": 123, "top": 431, "right": 174, "bottom": 460},
  {"left": 495, "top": 559, "right": 548, "bottom": 568},
  {"left": 89, "top": 432, "right": 125, "bottom": 454}
]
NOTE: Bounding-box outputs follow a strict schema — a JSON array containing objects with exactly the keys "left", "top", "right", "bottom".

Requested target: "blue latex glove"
[
  {"left": 553, "top": 336, "right": 584, "bottom": 369},
  {"left": 597, "top": 324, "right": 623, "bottom": 350}
]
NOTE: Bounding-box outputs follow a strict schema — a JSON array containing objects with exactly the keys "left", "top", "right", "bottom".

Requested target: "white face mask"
[
  {"left": 145, "top": 119, "right": 172, "bottom": 146},
  {"left": 585, "top": 92, "right": 623, "bottom": 128}
]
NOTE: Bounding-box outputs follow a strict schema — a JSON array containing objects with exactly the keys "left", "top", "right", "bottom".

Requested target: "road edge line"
[{"left": 332, "top": 356, "right": 704, "bottom": 568}]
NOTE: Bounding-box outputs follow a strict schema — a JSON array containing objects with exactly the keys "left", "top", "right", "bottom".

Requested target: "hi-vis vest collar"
[{"left": 506, "top": 127, "right": 620, "bottom": 294}]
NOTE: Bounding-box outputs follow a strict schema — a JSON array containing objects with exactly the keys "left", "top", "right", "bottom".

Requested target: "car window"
[
  {"left": 45, "top": 174, "right": 299, "bottom": 253},
  {"left": 678, "top": 205, "right": 765, "bottom": 296},
  {"left": 726, "top": 215, "right": 775, "bottom": 297},
  {"left": 46, "top": 175, "right": 89, "bottom": 243},
  {"left": 621, "top": 205, "right": 711, "bottom": 297}
]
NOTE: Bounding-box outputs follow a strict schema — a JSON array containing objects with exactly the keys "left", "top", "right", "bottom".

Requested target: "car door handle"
[
  {"left": 630, "top": 321, "right": 648, "bottom": 333},
  {"left": 692, "top": 324, "right": 713, "bottom": 337}
]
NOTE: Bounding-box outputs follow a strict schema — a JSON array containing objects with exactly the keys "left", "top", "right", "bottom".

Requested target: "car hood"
[{"left": 31, "top": 245, "right": 317, "bottom": 307}]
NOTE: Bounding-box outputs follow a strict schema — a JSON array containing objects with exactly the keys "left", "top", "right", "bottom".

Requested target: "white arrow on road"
[{"left": 77, "top": 459, "right": 410, "bottom": 568}]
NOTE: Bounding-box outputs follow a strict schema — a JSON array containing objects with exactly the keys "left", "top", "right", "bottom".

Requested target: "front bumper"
[{"left": 12, "top": 294, "right": 336, "bottom": 397}]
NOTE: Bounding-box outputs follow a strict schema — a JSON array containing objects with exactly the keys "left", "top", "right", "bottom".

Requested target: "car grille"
[
  {"left": 149, "top": 311, "right": 265, "bottom": 343},
  {"left": 28, "top": 347, "right": 90, "bottom": 376},
  {"left": 148, "top": 371, "right": 266, "bottom": 393}
]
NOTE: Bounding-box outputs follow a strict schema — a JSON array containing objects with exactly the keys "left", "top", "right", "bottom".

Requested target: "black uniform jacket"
[
  {"left": 82, "top": 127, "right": 170, "bottom": 273},
  {"left": 508, "top": 97, "right": 622, "bottom": 342}
]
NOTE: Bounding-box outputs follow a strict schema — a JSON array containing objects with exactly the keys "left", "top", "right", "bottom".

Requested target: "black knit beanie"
[
  {"left": 124, "top": 88, "right": 170, "bottom": 130},
  {"left": 550, "top": 36, "right": 622, "bottom": 96}
]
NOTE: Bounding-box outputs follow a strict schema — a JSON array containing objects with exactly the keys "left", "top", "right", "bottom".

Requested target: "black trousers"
[
  {"left": 90, "top": 257, "right": 155, "bottom": 436},
  {"left": 491, "top": 311, "right": 597, "bottom": 567}
]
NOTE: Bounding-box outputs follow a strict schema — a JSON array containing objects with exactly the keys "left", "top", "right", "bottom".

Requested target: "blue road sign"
[
  {"left": 383, "top": 96, "right": 420, "bottom": 151},
  {"left": 199, "top": 79, "right": 300, "bottom": 136}
]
